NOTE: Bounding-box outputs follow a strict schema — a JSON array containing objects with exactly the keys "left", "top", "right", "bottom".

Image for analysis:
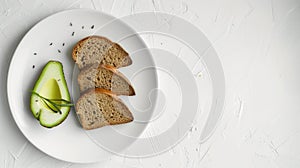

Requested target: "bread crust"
[
  {"left": 75, "top": 88, "right": 134, "bottom": 130},
  {"left": 73, "top": 36, "right": 135, "bottom": 130},
  {"left": 72, "top": 36, "right": 132, "bottom": 69},
  {"left": 78, "top": 64, "right": 135, "bottom": 95}
]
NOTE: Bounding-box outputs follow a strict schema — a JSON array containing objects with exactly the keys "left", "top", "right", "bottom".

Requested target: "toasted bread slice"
[
  {"left": 77, "top": 64, "right": 135, "bottom": 96},
  {"left": 72, "top": 36, "right": 132, "bottom": 69},
  {"left": 75, "top": 88, "right": 134, "bottom": 130}
]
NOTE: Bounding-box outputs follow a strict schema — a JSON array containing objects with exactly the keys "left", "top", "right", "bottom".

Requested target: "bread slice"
[
  {"left": 72, "top": 36, "right": 132, "bottom": 69},
  {"left": 77, "top": 64, "right": 135, "bottom": 96},
  {"left": 75, "top": 88, "right": 134, "bottom": 130}
]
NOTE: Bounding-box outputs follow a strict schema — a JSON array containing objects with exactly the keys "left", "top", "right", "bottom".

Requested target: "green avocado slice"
[{"left": 30, "top": 61, "right": 71, "bottom": 128}]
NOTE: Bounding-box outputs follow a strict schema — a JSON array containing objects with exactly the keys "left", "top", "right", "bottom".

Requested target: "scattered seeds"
[
  {"left": 32, "top": 65, "right": 35, "bottom": 69},
  {"left": 62, "top": 43, "right": 65, "bottom": 46},
  {"left": 33, "top": 53, "right": 37, "bottom": 55},
  {"left": 72, "top": 32, "right": 75, "bottom": 36},
  {"left": 91, "top": 25, "right": 94, "bottom": 29},
  {"left": 58, "top": 49, "right": 61, "bottom": 53},
  {"left": 49, "top": 42, "right": 53, "bottom": 46},
  {"left": 70, "top": 22, "right": 73, "bottom": 26},
  {"left": 82, "top": 26, "right": 84, "bottom": 29}
]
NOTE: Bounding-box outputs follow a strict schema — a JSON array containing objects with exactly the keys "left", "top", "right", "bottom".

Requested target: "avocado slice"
[{"left": 30, "top": 61, "right": 71, "bottom": 128}]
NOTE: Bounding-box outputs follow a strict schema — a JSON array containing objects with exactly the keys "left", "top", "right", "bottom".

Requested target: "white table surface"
[{"left": 1, "top": 0, "right": 300, "bottom": 167}]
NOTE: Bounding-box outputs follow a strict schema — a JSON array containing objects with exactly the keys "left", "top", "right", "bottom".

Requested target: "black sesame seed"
[
  {"left": 82, "top": 26, "right": 84, "bottom": 29},
  {"left": 33, "top": 53, "right": 37, "bottom": 55},
  {"left": 70, "top": 22, "right": 72, "bottom": 26},
  {"left": 49, "top": 42, "right": 53, "bottom": 46},
  {"left": 72, "top": 32, "right": 75, "bottom": 36},
  {"left": 62, "top": 43, "right": 65, "bottom": 46},
  {"left": 32, "top": 65, "right": 35, "bottom": 69},
  {"left": 58, "top": 49, "right": 61, "bottom": 53},
  {"left": 91, "top": 25, "right": 94, "bottom": 29},
  {"left": 35, "top": 100, "right": 38, "bottom": 102}
]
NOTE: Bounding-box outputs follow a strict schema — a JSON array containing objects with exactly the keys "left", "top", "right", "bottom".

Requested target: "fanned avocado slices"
[{"left": 30, "top": 61, "right": 71, "bottom": 128}]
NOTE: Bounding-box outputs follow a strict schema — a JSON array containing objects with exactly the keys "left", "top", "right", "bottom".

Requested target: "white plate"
[{"left": 7, "top": 9, "right": 157, "bottom": 163}]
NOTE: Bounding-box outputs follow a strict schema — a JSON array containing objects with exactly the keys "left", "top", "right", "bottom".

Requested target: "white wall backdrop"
[{"left": 1, "top": 0, "right": 300, "bottom": 167}]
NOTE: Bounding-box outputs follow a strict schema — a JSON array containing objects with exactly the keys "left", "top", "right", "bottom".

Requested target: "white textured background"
[{"left": 1, "top": 0, "right": 300, "bottom": 167}]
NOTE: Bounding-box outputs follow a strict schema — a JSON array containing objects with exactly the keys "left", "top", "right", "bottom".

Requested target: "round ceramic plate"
[{"left": 7, "top": 9, "right": 157, "bottom": 163}]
